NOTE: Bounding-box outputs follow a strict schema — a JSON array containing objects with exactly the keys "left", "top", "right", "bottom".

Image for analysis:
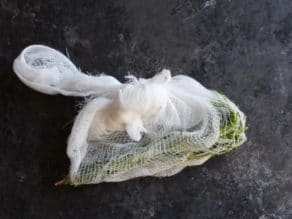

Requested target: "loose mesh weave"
[{"left": 13, "top": 45, "right": 247, "bottom": 186}]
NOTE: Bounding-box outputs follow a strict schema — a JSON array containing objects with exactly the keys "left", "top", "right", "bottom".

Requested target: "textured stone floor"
[{"left": 0, "top": 0, "right": 291, "bottom": 218}]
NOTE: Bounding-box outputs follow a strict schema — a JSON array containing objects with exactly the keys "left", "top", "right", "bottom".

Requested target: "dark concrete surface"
[{"left": 0, "top": 0, "right": 291, "bottom": 218}]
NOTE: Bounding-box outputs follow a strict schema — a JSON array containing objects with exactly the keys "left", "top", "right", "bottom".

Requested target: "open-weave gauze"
[{"left": 13, "top": 45, "right": 247, "bottom": 185}]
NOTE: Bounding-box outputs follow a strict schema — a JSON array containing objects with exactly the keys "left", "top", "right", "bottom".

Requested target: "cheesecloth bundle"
[{"left": 13, "top": 45, "right": 247, "bottom": 185}]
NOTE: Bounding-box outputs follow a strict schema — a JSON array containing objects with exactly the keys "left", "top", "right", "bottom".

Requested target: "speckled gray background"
[{"left": 0, "top": 0, "right": 291, "bottom": 218}]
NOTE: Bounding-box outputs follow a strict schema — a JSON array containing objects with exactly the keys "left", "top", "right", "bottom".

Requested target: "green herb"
[{"left": 73, "top": 92, "right": 247, "bottom": 185}]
